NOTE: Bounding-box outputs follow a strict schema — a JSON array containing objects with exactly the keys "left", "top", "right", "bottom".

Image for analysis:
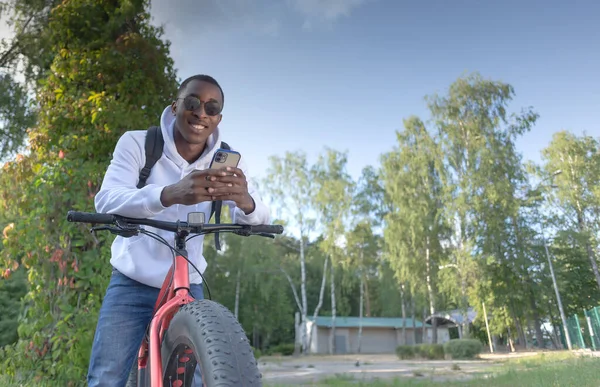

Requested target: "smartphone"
[{"left": 209, "top": 148, "right": 241, "bottom": 170}]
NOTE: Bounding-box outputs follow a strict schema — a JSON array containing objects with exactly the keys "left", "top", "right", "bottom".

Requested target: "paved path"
[{"left": 258, "top": 354, "right": 511, "bottom": 385}]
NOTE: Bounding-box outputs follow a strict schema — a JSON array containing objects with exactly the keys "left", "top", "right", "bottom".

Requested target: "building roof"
[
  {"left": 424, "top": 307, "right": 477, "bottom": 326},
  {"left": 307, "top": 316, "right": 430, "bottom": 328}
]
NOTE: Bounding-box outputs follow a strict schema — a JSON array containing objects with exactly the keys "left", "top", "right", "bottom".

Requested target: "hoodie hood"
[{"left": 159, "top": 105, "right": 223, "bottom": 167}]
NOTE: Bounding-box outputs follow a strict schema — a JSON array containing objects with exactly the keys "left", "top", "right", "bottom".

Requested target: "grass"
[
  {"left": 265, "top": 352, "right": 600, "bottom": 386},
  {"left": 2, "top": 352, "right": 597, "bottom": 387},
  {"left": 0, "top": 377, "right": 81, "bottom": 387}
]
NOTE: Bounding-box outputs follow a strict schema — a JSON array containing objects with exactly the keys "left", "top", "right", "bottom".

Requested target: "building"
[
  {"left": 298, "top": 316, "right": 451, "bottom": 354},
  {"left": 424, "top": 307, "right": 477, "bottom": 340}
]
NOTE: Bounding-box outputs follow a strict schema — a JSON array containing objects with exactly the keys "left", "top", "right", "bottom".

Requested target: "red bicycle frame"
[{"left": 135, "top": 245, "right": 196, "bottom": 387}]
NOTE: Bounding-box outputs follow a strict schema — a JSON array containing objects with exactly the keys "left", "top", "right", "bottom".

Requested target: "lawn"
[{"left": 1, "top": 352, "right": 598, "bottom": 386}]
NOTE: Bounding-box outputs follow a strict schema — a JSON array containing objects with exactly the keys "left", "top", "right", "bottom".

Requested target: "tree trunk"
[
  {"left": 281, "top": 267, "right": 303, "bottom": 354},
  {"left": 329, "top": 264, "right": 337, "bottom": 354},
  {"left": 507, "top": 326, "right": 515, "bottom": 352},
  {"left": 234, "top": 268, "right": 241, "bottom": 319},
  {"left": 576, "top": 209, "right": 600, "bottom": 289},
  {"left": 513, "top": 214, "right": 543, "bottom": 348},
  {"left": 364, "top": 277, "right": 371, "bottom": 317},
  {"left": 547, "top": 302, "right": 561, "bottom": 349},
  {"left": 300, "top": 236, "right": 308, "bottom": 353},
  {"left": 510, "top": 304, "right": 526, "bottom": 350},
  {"left": 307, "top": 257, "right": 328, "bottom": 353},
  {"left": 401, "top": 284, "right": 407, "bottom": 345},
  {"left": 358, "top": 275, "right": 364, "bottom": 353},
  {"left": 529, "top": 289, "right": 544, "bottom": 348},
  {"left": 425, "top": 237, "right": 437, "bottom": 344},
  {"left": 411, "top": 298, "right": 417, "bottom": 344},
  {"left": 422, "top": 306, "right": 427, "bottom": 344}
]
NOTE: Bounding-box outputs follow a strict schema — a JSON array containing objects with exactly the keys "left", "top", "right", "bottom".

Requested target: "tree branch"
[
  {"left": 0, "top": 12, "right": 36, "bottom": 68},
  {"left": 279, "top": 266, "right": 303, "bottom": 314}
]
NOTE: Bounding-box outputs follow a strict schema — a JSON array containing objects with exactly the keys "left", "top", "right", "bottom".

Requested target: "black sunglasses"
[{"left": 178, "top": 95, "right": 222, "bottom": 116}]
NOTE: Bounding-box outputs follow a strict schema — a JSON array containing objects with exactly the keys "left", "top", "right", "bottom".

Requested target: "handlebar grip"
[
  {"left": 251, "top": 225, "right": 284, "bottom": 234},
  {"left": 67, "top": 211, "right": 116, "bottom": 224}
]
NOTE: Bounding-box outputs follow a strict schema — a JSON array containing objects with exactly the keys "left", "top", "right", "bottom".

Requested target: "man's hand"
[
  {"left": 160, "top": 169, "right": 230, "bottom": 207},
  {"left": 207, "top": 167, "right": 255, "bottom": 214},
  {"left": 160, "top": 167, "right": 255, "bottom": 214}
]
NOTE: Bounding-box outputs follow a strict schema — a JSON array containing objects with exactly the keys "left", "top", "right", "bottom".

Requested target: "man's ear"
[{"left": 171, "top": 100, "right": 177, "bottom": 115}]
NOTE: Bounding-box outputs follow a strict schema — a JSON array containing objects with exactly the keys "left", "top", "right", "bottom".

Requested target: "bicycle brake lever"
[
  {"left": 90, "top": 226, "right": 139, "bottom": 238},
  {"left": 232, "top": 230, "right": 275, "bottom": 239},
  {"left": 256, "top": 233, "right": 275, "bottom": 239}
]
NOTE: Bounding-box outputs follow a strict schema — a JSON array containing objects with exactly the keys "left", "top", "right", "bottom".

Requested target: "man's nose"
[{"left": 192, "top": 103, "right": 208, "bottom": 118}]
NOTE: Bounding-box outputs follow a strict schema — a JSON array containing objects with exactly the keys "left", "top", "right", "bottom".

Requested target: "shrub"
[
  {"left": 396, "top": 344, "right": 444, "bottom": 360},
  {"left": 252, "top": 347, "right": 262, "bottom": 360},
  {"left": 415, "top": 344, "right": 445, "bottom": 360},
  {"left": 443, "top": 339, "right": 483, "bottom": 359},
  {"left": 395, "top": 345, "right": 414, "bottom": 359},
  {"left": 267, "top": 343, "right": 295, "bottom": 356}
]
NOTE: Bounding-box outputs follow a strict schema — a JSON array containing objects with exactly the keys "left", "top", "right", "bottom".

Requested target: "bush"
[
  {"left": 396, "top": 344, "right": 444, "bottom": 360},
  {"left": 267, "top": 343, "right": 295, "bottom": 356},
  {"left": 443, "top": 339, "right": 483, "bottom": 359},
  {"left": 252, "top": 347, "right": 262, "bottom": 360},
  {"left": 395, "top": 345, "right": 414, "bottom": 359},
  {"left": 415, "top": 344, "right": 445, "bottom": 360}
]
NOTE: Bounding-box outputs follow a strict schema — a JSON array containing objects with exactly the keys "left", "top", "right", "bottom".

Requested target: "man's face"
[{"left": 172, "top": 80, "right": 223, "bottom": 145}]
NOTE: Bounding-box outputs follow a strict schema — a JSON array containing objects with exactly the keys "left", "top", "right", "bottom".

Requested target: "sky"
[{"left": 148, "top": 0, "right": 600, "bottom": 184}]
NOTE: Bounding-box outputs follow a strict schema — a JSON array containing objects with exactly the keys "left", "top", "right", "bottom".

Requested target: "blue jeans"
[{"left": 87, "top": 268, "right": 204, "bottom": 387}]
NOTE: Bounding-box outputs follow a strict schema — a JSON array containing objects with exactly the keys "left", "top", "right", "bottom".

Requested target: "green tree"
[
  {"left": 264, "top": 150, "right": 317, "bottom": 354},
  {"left": 539, "top": 131, "right": 600, "bottom": 291},
  {"left": 0, "top": 267, "right": 27, "bottom": 347},
  {"left": 345, "top": 220, "right": 380, "bottom": 351},
  {"left": 381, "top": 116, "right": 448, "bottom": 344},
  {"left": 428, "top": 72, "right": 538, "bottom": 341},
  {"left": 0, "top": 0, "right": 177, "bottom": 381},
  {"left": 0, "top": 0, "right": 64, "bottom": 159},
  {"left": 312, "top": 148, "right": 355, "bottom": 354}
]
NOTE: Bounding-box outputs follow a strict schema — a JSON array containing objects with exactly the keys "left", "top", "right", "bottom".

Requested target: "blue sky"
[{"left": 149, "top": 0, "right": 600, "bottom": 183}]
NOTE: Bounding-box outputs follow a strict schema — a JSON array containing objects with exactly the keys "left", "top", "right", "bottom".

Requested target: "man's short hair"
[{"left": 178, "top": 74, "right": 225, "bottom": 108}]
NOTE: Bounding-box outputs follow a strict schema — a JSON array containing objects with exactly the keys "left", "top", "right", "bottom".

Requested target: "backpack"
[{"left": 136, "top": 126, "right": 228, "bottom": 251}]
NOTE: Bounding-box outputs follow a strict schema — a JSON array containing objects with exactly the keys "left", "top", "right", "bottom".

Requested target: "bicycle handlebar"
[
  {"left": 67, "top": 211, "right": 116, "bottom": 224},
  {"left": 66, "top": 210, "right": 284, "bottom": 236}
]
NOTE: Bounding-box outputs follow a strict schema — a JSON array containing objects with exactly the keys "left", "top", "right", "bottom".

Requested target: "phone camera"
[{"left": 215, "top": 152, "right": 228, "bottom": 163}]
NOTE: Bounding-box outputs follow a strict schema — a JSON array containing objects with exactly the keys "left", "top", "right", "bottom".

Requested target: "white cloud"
[
  {"left": 148, "top": 0, "right": 283, "bottom": 37},
  {"left": 148, "top": 0, "right": 370, "bottom": 37},
  {"left": 286, "top": 0, "right": 371, "bottom": 29}
]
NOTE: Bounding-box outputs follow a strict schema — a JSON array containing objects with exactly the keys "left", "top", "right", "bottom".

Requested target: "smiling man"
[{"left": 88, "top": 74, "right": 270, "bottom": 387}]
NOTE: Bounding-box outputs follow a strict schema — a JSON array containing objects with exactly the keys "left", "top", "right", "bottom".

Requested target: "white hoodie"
[{"left": 94, "top": 106, "right": 271, "bottom": 288}]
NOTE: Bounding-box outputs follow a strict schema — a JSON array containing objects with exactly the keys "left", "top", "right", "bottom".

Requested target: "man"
[{"left": 88, "top": 74, "right": 270, "bottom": 386}]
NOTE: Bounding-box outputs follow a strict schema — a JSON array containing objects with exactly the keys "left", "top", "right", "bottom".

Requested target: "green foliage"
[
  {"left": 266, "top": 343, "right": 296, "bottom": 356},
  {"left": 395, "top": 345, "right": 414, "bottom": 359},
  {"left": 252, "top": 346, "right": 262, "bottom": 360},
  {"left": 0, "top": 267, "right": 28, "bottom": 347},
  {"left": 0, "top": 0, "right": 177, "bottom": 382},
  {"left": 415, "top": 344, "right": 445, "bottom": 360},
  {"left": 443, "top": 339, "right": 482, "bottom": 359},
  {"left": 395, "top": 344, "right": 444, "bottom": 360}
]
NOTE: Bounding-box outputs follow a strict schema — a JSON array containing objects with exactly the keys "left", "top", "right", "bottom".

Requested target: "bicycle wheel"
[{"left": 161, "top": 299, "right": 262, "bottom": 387}]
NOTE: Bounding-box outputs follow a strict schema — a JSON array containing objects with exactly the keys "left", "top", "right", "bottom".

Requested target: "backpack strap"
[
  {"left": 137, "top": 129, "right": 230, "bottom": 251},
  {"left": 210, "top": 141, "right": 230, "bottom": 251},
  {"left": 137, "top": 126, "right": 164, "bottom": 189}
]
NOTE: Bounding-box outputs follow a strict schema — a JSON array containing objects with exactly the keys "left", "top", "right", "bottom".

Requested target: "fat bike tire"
[{"left": 161, "top": 299, "right": 262, "bottom": 387}]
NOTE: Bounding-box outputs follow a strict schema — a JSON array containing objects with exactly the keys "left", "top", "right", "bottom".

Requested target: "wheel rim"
[{"left": 163, "top": 341, "right": 201, "bottom": 387}]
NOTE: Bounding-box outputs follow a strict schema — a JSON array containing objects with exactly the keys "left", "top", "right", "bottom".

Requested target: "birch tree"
[
  {"left": 312, "top": 148, "right": 355, "bottom": 354},
  {"left": 264, "top": 151, "right": 316, "bottom": 353},
  {"left": 381, "top": 116, "right": 448, "bottom": 344}
]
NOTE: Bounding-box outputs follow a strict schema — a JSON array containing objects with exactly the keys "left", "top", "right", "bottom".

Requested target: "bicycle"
[{"left": 66, "top": 210, "right": 284, "bottom": 387}]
